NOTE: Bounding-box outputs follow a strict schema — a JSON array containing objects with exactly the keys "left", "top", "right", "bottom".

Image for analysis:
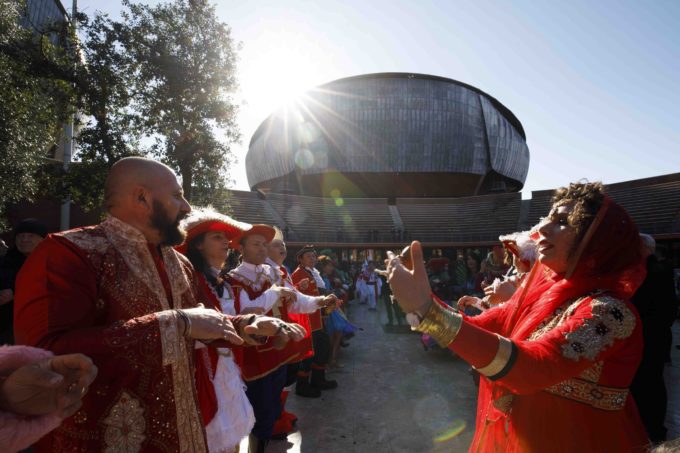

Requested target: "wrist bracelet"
[
  {"left": 176, "top": 309, "right": 192, "bottom": 338},
  {"left": 414, "top": 298, "right": 463, "bottom": 347}
]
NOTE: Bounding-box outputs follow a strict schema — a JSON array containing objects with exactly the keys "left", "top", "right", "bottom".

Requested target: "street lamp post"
[{"left": 59, "top": 0, "right": 77, "bottom": 231}]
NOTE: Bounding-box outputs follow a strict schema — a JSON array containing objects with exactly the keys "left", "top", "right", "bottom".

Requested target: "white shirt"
[{"left": 229, "top": 261, "right": 322, "bottom": 314}]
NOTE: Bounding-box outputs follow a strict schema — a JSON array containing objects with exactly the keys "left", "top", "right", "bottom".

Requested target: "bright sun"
[{"left": 239, "top": 34, "right": 323, "bottom": 124}]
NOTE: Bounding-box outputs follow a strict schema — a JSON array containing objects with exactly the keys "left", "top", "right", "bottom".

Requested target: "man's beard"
[{"left": 151, "top": 200, "right": 187, "bottom": 246}]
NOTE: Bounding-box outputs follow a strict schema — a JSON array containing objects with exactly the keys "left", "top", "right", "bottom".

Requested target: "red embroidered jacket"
[{"left": 13, "top": 217, "right": 252, "bottom": 453}]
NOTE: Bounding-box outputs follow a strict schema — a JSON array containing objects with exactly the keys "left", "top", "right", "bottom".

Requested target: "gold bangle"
[
  {"left": 414, "top": 300, "right": 462, "bottom": 347},
  {"left": 475, "top": 335, "right": 514, "bottom": 378}
]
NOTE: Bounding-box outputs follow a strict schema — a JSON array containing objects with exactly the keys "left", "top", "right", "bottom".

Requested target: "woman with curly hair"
[{"left": 387, "top": 182, "right": 650, "bottom": 452}]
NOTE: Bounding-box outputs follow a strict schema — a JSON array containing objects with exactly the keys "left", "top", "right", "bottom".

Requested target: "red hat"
[
  {"left": 176, "top": 207, "right": 252, "bottom": 254},
  {"left": 229, "top": 224, "right": 276, "bottom": 249}
]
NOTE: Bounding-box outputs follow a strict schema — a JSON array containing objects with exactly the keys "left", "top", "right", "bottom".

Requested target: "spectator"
[
  {"left": 0, "top": 218, "right": 48, "bottom": 345},
  {"left": 630, "top": 234, "right": 679, "bottom": 443}
]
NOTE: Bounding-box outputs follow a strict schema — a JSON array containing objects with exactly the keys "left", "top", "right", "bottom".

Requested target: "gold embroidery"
[
  {"left": 579, "top": 361, "right": 604, "bottom": 382},
  {"left": 157, "top": 310, "right": 180, "bottom": 366},
  {"left": 103, "top": 391, "right": 146, "bottom": 453},
  {"left": 561, "top": 295, "right": 636, "bottom": 361},
  {"left": 102, "top": 216, "right": 170, "bottom": 310},
  {"left": 527, "top": 297, "right": 585, "bottom": 341},
  {"left": 171, "top": 336, "right": 206, "bottom": 452},
  {"left": 544, "top": 378, "right": 628, "bottom": 411},
  {"left": 102, "top": 216, "right": 206, "bottom": 452},
  {"left": 62, "top": 230, "right": 110, "bottom": 254},
  {"left": 163, "top": 249, "right": 193, "bottom": 309}
]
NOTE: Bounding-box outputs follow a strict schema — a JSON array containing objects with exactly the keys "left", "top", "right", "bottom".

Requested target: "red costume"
[
  {"left": 269, "top": 260, "right": 313, "bottom": 362},
  {"left": 431, "top": 198, "right": 649, "bottom": 452},
  {"left": 13, "top": 216, "right": 250, "bottom": 452},
  {"left": 291, "top": 266, "right": 323, "bottom": 332},
  {"left": 226, "top": 264, "right": 298, "bottom": 381}
]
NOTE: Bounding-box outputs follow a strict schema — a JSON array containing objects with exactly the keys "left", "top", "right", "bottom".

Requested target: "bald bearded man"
[{"left": 13, "top": 157, "right": 305, "bottom": 453}]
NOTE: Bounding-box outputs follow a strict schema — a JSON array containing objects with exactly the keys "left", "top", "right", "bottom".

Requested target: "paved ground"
[{"left": 242, "top": 303, "right": 680, "bottom": 452}]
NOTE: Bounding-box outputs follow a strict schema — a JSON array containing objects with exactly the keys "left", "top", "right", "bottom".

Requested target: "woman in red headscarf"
[{"left": 387, "top": 182, "right": 650, "bottom": 452}]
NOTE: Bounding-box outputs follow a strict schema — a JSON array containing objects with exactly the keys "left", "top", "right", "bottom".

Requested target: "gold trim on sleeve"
[
  {"left": 414, "top": 300, "right": 463, "bottom": 347},
  {"left": 475, "top": 335, "right": 513, "bottom": 377}
]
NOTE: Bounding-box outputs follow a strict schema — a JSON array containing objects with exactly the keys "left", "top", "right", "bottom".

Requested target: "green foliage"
[
  {"left": 0, "top": 0, "right": 78, "bottom": 230},
  {"left": 72, "top": 0, "right": 240, "bottom": 210},
  {"left": 121, "top": 0, "right": 240, "bottom": 201},
  {"left": 0, "top": 0, "right": 241, "bottom": 228}
]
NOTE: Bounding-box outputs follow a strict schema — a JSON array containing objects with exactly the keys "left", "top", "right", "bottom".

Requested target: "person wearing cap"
[
  {"left": 291, "top": 246, "right": 339, "bottom": 393},
  {"left": 178, "top": 207, "right": 259, "bottom": 453},
  {"left": 0, "top": 218, "right": 48, "bottom": 345},
  {"left": 227, "top": 228, "right": 337, "bottom": 452},
  {"left": 265, "top": 227, "right": 315, "bottom": 439},
  {"left": 13, "top": 157, "right": 305, "bottom": 452}
]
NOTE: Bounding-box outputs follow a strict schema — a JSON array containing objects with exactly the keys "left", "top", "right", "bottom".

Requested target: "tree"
[
  {"left": 0, "top": 0, "right": 240, "bottom": 227},
  {"left": 121, "top": 0, "right": 240, "bottom": 202},
  {"left": 0, "top": 0, "right": 79, "bottom": 229},
  {"left": 67, "top": 11, "right": 140, "bottom": 213},
  {"left": 70, "top": 0, "right": 240, "bottom": 208}
]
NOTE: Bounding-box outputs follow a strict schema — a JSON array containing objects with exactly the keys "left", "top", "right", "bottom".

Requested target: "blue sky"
[{"left": 78, "top": 0, "right": 680, "bottom": 196}]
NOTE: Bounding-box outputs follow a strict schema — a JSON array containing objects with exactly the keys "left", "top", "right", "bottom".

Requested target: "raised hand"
[
  {"left": 484, "top": 279, "right": 516, "bottom": 305},
  {"left": 457, "top": 295, "right": 484, "bottom": 310},
  {"left": 386, "top": 241, "right": 432, "bottom": 315},
  {"left": 0, "top": 353, "right": 98, "bottom": 418}
]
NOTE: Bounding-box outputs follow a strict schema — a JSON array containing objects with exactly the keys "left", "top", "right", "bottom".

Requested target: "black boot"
[
  {"left": 295, "top": 374, "right": 321, "bottom": 398},
  {"left": 311, "top": 368, "right": 338, "bottom": 390},
  {"left": 248, "top": 434, "right": 268, "bottom": 453}
]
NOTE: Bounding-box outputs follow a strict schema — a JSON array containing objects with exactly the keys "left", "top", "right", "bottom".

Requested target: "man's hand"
[
  {"left": 296, "top": 278, "right": 310, "bottom": 291},
  {"left": 457, "top": 295, "right": 483, "bottom": 310},
  {"left": 484, "top": 280, "right": 516, "bottom": 305},
  {"left": 181, "top": 305, "right": 243, "bottom": 345},
  {"left": 386, "top": 241, "right": 432, "bottom": 315},
  {"left": 318, "top": 294, "right": 338, "bottom": 308},
  {"left": 0, "top": 289, "right": 13, "bottom": 305},
  {"left": 272, "top": 286, "right": 297, "bottom": 306},
  {"left": 0, "top": 353, "right": 98, "bottom": 418},
  {"left": 241, "top": 316, "right": 306, "bottom": 347}
]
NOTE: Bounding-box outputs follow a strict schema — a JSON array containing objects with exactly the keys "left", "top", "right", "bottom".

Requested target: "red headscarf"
[{"left": 500, "top": 196, "right": 647, "bottom": 341}]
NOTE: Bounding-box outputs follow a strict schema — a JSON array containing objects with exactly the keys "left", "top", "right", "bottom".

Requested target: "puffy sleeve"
[{"left": 449, "top": 295, "right": 640, "bottom": 394}]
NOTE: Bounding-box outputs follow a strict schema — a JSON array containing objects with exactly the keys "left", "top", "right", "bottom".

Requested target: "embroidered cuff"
[
  {"left": 157, "top": 310, "right": 181, "bottom": 366},
  {"left": 414, "top": 299, "right": 462, "bottom": 347},
  {"left": 475, "top": 335, "right": 517, "bottom": 380}
]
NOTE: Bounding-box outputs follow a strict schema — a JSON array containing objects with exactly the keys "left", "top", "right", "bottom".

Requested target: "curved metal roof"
[{"left": 246, "top": 72, "right": 530, "bottom": 197}]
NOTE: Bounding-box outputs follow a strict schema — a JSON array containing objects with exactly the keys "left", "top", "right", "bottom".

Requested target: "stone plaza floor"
[{"left": 243, "top": 302, "right": 680, "bottom": 453}]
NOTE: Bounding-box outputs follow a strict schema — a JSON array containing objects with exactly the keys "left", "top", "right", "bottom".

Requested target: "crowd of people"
[{"left": 0, "top": 157, "right": 678, "bottom": 452}]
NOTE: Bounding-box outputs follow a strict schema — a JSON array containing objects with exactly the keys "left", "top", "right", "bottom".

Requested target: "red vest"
[
  {"left": 291, "top": 266, "right": 323, "bottom": 332},
  {"left": 226, "top": 267, "right": 299, "bottom": 381},
  {"left": 277, "top": 266, "right": 314, "bottom": 362}
]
